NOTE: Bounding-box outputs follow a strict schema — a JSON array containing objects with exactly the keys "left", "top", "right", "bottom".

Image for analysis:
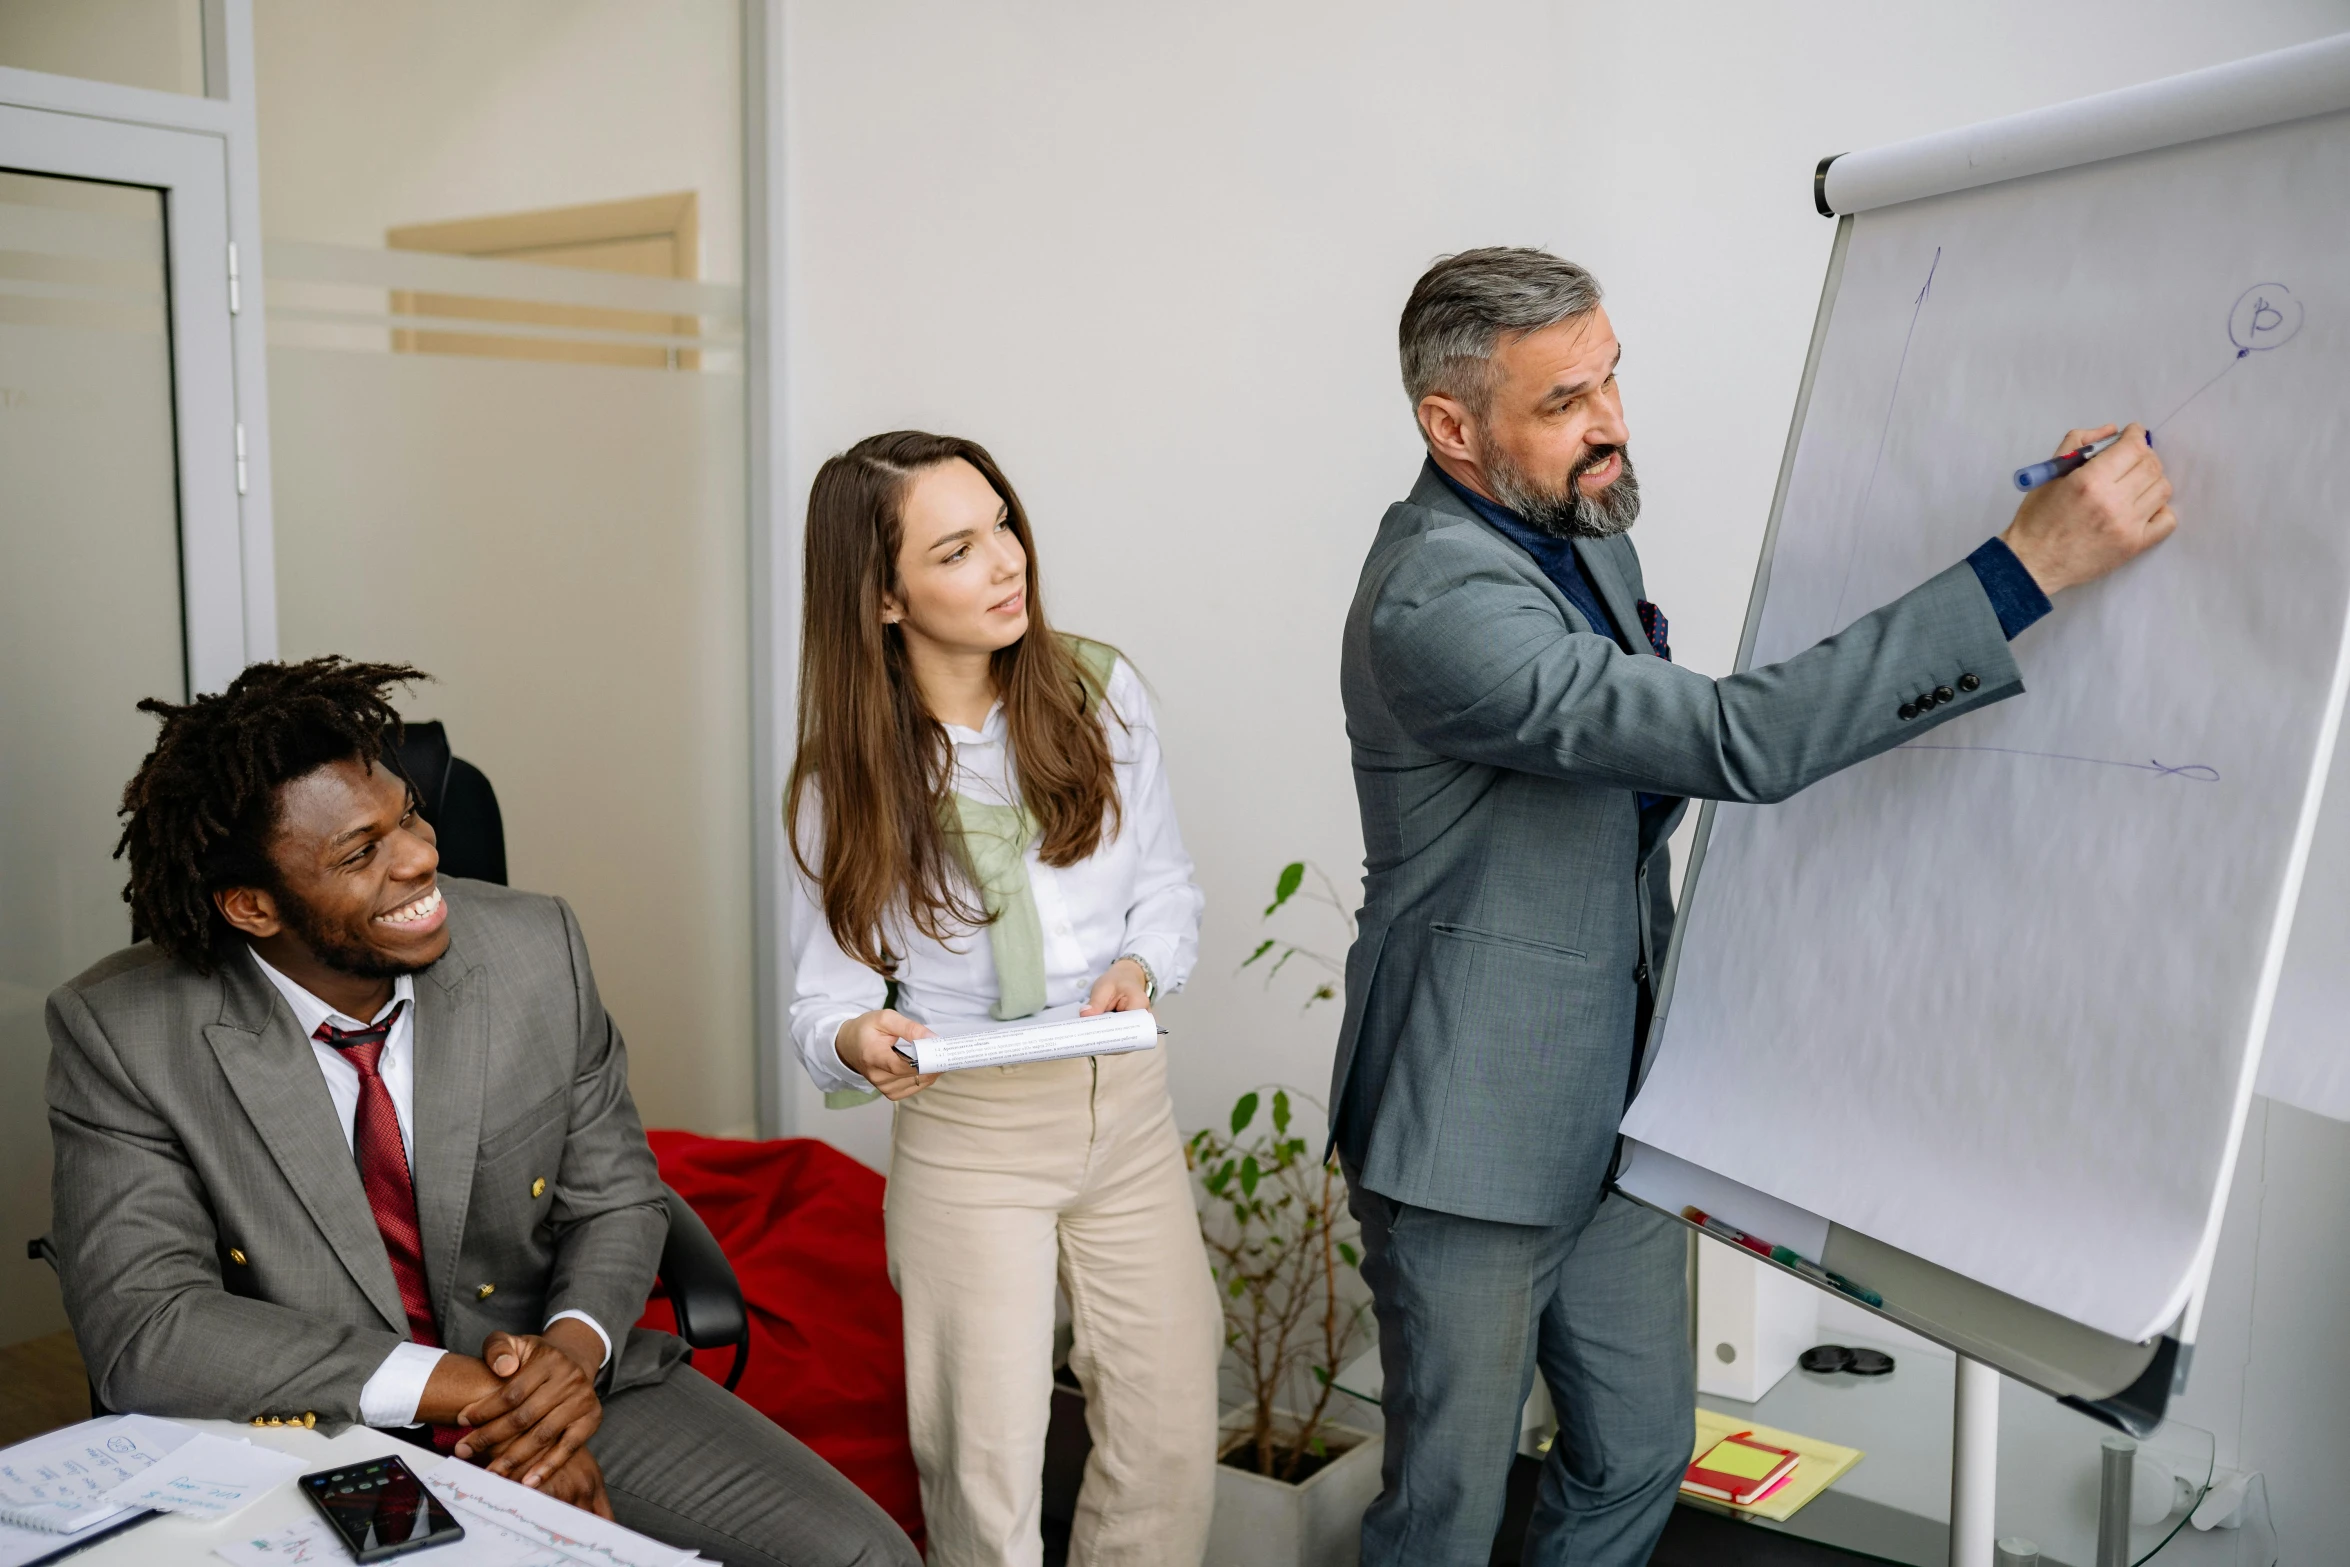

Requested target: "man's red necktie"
[{"left": 315, "top": 1002, "right": 464, "bottom": 1452}]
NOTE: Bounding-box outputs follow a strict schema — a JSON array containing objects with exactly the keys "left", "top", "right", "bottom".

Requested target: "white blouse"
[{"left": 788, "top": 657, "right": 1204, "bottom": 1096}]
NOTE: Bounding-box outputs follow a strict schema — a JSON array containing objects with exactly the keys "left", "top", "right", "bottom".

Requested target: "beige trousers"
[{"left": 885, "top": 1044, "right": 1221, "bottom": 1567}]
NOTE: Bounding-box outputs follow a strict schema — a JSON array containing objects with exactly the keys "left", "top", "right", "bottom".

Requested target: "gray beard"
[{"left": 1483, "top": 442, "right": 1641, "bottom": 539}]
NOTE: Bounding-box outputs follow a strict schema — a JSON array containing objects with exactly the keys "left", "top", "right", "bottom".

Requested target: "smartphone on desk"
[{"left": 298, "top": 1455, "right": 465, "bottom": 1562}]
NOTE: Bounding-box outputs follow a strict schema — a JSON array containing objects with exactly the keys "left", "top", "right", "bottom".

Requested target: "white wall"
[
  {"left": 783, "top": 0, "right": 2350, "bottom": 1552},
  {"left": 780, "top": 0, "right": 2350, "bottom": 1134},
  {"left": 251, "top": 0, "right": 741, "bottom": 281}
]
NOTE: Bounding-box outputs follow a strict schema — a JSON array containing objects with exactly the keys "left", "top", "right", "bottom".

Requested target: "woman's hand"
[
  {"left": 1081, "top": 958, "right": 1153, "bottom": 1016},
  {"left": 835, "top": 1009, "right": 941, "bottom": 1100}
]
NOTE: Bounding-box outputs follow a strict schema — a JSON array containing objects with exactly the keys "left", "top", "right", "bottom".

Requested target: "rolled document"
[{"left": 892, "top": 1007, "right": 1161, "bottom": 1074}]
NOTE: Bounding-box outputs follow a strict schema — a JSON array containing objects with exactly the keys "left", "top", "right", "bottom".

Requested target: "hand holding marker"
[
  {"left": 1681, "top": 1207, "right": 1884, "bottom": 1309},
  {"left": 2013, "top": 428, "right": 2151, "bottom": 492}
]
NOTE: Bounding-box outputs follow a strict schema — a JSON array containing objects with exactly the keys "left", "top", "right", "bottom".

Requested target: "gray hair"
[{"left": 1399, "top": 247, "right": 1603, "bottom": 420}]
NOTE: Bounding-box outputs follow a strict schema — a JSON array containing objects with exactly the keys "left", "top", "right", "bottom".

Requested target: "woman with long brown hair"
[{"left": 785, "top": 431, "right": 1219, "bottom": 1566}]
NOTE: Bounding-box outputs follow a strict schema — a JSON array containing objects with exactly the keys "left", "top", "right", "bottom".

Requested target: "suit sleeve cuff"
[
  {"left": 1966, "top": 537, "right": 2052, "bottom": 640},
  {"left": 359, "top": 1342, "right": 447, "bottom": 1428},
  {"left": 546, "top": 1309, "right": 613, "bottom": 1369}
]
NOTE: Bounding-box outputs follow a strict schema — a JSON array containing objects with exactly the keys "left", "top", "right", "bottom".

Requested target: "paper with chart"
[
  {"left": 1623, "top": 105, "right": 2350, "bottom": 1342},
  {"left": 214, "top": 1456, "right": 697, "bottom": 1567}
]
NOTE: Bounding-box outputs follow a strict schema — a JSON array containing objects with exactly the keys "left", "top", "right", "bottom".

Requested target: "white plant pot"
[{"left": 1205, "top": 1408, "right": 1385, "bottom": 1567}]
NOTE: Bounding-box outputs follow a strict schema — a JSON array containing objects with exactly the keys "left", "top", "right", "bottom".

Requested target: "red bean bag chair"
[{"left": 636, "top": 1131, "right": 924, "bottom": 1551}]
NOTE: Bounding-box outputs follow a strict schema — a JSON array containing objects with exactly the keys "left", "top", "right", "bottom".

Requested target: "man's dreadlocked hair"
[{"left": 116, "top": 656, "right": 429, "bottom": 973}]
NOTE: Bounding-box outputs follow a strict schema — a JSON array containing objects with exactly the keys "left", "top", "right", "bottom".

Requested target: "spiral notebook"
[{"left": 0, "top": 1415, "right": 190, "bottom": 1534}]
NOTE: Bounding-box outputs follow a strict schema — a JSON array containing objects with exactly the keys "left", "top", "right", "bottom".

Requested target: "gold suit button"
[
  {"left": 303, "top": 1413, "right": 316, "bottom": 1428},
  {"left": 252, "top": 1416, "right": 266, "bottom": 1427},
  {"left": 477, "top": 1284, "right": 496, "bottom": 1300},
  {"left": 228, "top": 1248, "right": 247, "bottom": 1265},
  {"left": 266, "top": 1416, "right": 283, "bottom": 1426},
  {"left": 530, "top": 1178, "right": 546, "bottom": 1199}
]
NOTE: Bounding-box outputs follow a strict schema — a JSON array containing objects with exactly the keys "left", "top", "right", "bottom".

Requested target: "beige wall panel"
[
  {"left": 269, "top": 345, "right": 752, "bottom": 1135},
  {"left": 0, "top": 0, "right": 204, "bottom": 96}
]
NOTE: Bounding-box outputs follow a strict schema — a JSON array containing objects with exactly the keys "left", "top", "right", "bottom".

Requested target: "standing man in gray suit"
[
  {"left": 48, "top": 657, "right": 917, "bottom": 1567},
  {"left": 1333, "top": 248, "right": 2176, "bottom": 1565}
]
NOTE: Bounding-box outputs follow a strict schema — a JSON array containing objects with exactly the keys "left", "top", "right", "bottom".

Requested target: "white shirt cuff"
[
  {"left": 810, "top": 1013, "right": 877, "bottom": 1095},
  {"left": 359, "top": 1342, "right": 447, "bottom": 1428},
  {"left": 546, "top": 1309, "right": 613, "bottom": 1369}
]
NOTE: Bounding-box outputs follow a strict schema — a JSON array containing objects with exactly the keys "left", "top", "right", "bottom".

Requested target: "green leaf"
[
  {"left": 1337, "top": 1242, "right": 1360, "bottom": 1267},
  {"left": 1309, "top": 983, "right": 1337, "bottom": 1005},
  {"left": 1272, "top": 1090, "right": 1292, "bottom": 1135},
  {"left": 1229, "top": 1277, "right": 1246, "bottom": 1298},
  {"left": 1239, "top": 1154, "right": 1261, "bottom": 1198},
  {"left": 1231, "top": 1092, "right": 1259, "bottom": 1137},
  {"left": 1263, "top": 861, "right": 1306, "bottom": 916},
  {"left": 1241, "top": 938, "right": 1276, "bottom": 969},
  {"left": 1311, "top": 1364, "right": 1331, "bottom": 1385}
]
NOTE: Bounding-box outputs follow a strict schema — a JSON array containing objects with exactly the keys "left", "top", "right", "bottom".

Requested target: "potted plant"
[{"left": 1187, "top": 863, "right": 1380, "bottom": 1567}]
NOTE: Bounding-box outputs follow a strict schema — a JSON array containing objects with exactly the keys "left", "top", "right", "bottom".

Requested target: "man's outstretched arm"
[{"left": 1373, "top": 423, "right": 2174, "bottom": 800}]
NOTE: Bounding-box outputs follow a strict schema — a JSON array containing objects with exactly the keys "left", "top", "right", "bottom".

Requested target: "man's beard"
[
  {"left": 274, "top": 883, "right": 432, "bottom": 981},
  {"left": 1484, "top": 440, "right": 1641, "bottom": 539}
]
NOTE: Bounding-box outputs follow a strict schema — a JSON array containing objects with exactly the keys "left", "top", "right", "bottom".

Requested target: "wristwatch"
[{"left": 1117, "top": 952, "right": 1159, "bottom": 1003}]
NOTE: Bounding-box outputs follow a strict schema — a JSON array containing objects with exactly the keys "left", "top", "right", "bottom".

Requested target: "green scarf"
[{"left": 824, "top": 636, "right": 1118, "bottom": 1109}]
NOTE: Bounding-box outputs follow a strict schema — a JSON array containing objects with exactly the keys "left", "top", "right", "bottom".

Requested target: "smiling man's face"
[{"left": 216, "top": 756, "right": 449, "bottom": 1004}]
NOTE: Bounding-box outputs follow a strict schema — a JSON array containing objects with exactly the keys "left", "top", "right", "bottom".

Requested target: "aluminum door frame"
[{"left": 0, "top": 103, "right": 244, "bottom": 694}]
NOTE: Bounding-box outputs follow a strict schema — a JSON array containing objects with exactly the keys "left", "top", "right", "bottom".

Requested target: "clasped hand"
[{"left": 420, "top": 1318, "right": 613, "bottom": 1517}]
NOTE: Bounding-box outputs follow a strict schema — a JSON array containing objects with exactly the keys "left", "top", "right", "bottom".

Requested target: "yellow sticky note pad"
[
  {"left": 1700, "top": 1439, "right": 1787, "bottom": 1481},
  {"left": 1685, "top": 1406, "right": 1864, "bottom": 1523}
]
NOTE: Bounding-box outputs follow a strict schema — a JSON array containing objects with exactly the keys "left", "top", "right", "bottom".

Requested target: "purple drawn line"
[
  {"left": 1899, "top": 743, "right": 2218, "bottom": 782},
  {"left": 1827, "top": 246, "right": 1941, "bottom": 635},
  {"left": 2152, "top": 349, "right": 2248, "bottom": 433}
]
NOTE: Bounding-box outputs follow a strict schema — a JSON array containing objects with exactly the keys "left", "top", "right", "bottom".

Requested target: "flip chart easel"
[{"left": 1610, "top": 32, "right": 2350, "bottom": 1567}]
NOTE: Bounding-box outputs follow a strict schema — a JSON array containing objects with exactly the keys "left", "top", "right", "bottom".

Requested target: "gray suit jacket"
[
  {"left": 46, "top": 878, "right": 680, "bottom": 1432},
  {"left": 1332, "top": 461, "right": 2024, "bottom": 1228}
]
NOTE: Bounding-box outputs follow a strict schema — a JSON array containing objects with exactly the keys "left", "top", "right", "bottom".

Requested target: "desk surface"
[{"left": 65, "top": 1420, "right": 432, "bottom": 1565}]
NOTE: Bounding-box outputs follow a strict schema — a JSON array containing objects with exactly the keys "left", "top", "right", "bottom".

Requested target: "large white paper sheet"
[
  {"left": 1623, "top": 107, "right": 2350, "bottom": 1342},
  {"left": 2261, "top": 713, "right": 2350, "bottom": 1119}
]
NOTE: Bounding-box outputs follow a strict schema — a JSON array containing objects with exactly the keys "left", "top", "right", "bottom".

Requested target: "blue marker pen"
[{"left": 2013, "top": 429, "right": 2150, "bottom": 492}]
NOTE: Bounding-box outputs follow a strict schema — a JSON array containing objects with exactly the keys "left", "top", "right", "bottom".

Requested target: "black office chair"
[
  {"left": 390, "top": 720, "right": 508, "bottom": 886},
  {"left": 26, "top": 720, "right": 752, "bottom": 1406},
  {"left": 384, "top": 719, "right": 752, "bottom": 1388}
]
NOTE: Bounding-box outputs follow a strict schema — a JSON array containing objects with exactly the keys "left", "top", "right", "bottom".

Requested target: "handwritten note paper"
[{"left": 110, "top": 1434, "right": 306, "bottom": 1520}]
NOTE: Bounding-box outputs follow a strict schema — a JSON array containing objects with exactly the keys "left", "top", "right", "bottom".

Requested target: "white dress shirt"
[
  {"left": 249, "top": 949, "right": 612, "bottom": 1428},
  {"left": 789, "top": 656, "right": 1205, "bottom": 1094}
]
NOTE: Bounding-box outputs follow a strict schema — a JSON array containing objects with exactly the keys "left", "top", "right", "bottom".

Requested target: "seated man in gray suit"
[
  {"left": 1334, "top": 248, "right": 2176, "bottom": 1566},
  {"left": 48, "top": 656, "right": 917, "bottom": 1567}
]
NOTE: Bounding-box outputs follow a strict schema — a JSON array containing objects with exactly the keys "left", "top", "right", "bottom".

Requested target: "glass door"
[{"left": 0, "top": 105, "right": 244, "bottom": 1356}]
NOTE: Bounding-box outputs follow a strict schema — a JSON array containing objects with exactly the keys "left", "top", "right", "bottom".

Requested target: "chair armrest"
[{"left": 656, "top": 1185, "right": 750, "bottom": 1391}]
